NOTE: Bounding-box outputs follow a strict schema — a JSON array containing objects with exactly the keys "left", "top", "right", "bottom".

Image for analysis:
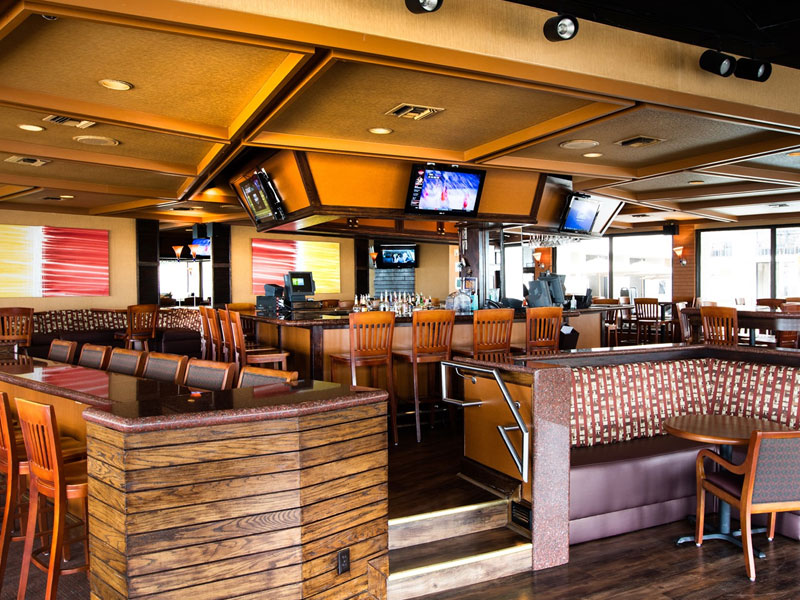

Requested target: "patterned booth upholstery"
[
  {"left": 28, "top": 308, "right": 202, "bottom": 361},
  {"left": 567, "top": 356, "right": 800, "bottom": 545}
]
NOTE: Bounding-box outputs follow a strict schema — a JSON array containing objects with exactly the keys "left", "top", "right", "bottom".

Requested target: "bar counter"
[{"left": 0, "top": 357, "right": 390, "bottom": 600}]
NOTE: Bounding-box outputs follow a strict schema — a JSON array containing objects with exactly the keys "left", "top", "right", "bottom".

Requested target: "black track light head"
[
  {"left": 543, "top": 14, "right": 579, "bottom": 42},
  {"left": 734, "top": 58, "right": 772, "bottom": 82},
  {"left": 699, "top": 50, "right": 737, "bottom": 77},
  {"left": 405, "top": 0, "right": 442, "bottom": 14}
]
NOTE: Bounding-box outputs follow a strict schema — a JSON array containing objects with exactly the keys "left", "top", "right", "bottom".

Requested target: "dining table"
[
  {"left": 681, "top": 305, "right": 800, "bottom": 345},
  {"left": 663, "top": 414, "right": 793, "bottom": 555}
]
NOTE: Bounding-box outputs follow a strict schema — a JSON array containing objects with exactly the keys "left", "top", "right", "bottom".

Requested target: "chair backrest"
[
  {"left": 786, "top": 297, "right": 800, "bottom": 303},
  {"left": 206, "top": 308, "right": 224, "bottom": 362},
  {"left": 184, "top": 358, "right": 236, "bottom": 391},
  {"left": 78, "top": 344, "right": 111, "bottom": 370},
  {"left": 48, "top": 339, "right": 77, "bottom": 363},
  {"left": 218, "top": 309, "right": 235, "bottom": 362},
  {"left": 744, "top": 430, "right": 800, "bottom": 507},
  {"left": 107, "top": 347, "right": 147, "bottom": 377},
  {"left": 142, "top": 352, "right": 188, "bottom": 384},
  {"left": 675, "top": 302, "right": 691, "bottom": 342},
  {"left": 198, "top": 306, "right": 212, "bottom": 360},
  {"left": 756, "top": 298, "right": 786, "bottom": 310},
  {"left": 411, "top": 309, "right": 455, "bottom": 358},
  {"left": 238, "top": 365, "right": 298, "bottom": 387},
  {"left": 700, "top": 306, "right": 738, "bottom": 345},
  {"left": 634, "top": 298, "right": 659, "bottom": 321},
  {"left": 348, "top": 311, "right": 395, "bottom": 360},
  {"left": 127, "top": 304, "right": 159, "bottom": 336},
  {"left": 776, "top": 303, "right": 800, "bottom": 348},
  {"left": 15, "top": 398, "right": 64, "bottom": 491},
  {"left": 0, "top": 392, "right": 20, "bottom": 471},
  {"left": 225, "top": 304, "right": 256, "bottom": 338},
  {"left": 0, "top": 307, "right": 33, "bottom": 346},
  {"left": 229, "top": 310, "right": 249, "bottom": 370},
  {"left": 472, "top": 308, "right": 514, "bottom": 354},
  {"left": 525, "top": 306, "right": 562, "bottom": 355}
]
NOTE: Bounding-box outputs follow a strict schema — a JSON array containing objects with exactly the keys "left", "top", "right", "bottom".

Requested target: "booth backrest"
[{"left": 33, "top": 308, "right": 201, "bottom": 333}]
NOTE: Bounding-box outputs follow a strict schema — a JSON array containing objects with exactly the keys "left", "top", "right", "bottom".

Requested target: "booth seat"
[
  {"left": 566, "top": 356, "right": 800, "bottom": 544},
  {"left": 28, "top": 308, "right": 202, "bottom": 360}
]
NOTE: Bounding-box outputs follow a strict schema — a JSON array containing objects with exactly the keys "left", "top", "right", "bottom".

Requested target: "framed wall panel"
[{"left": 252, "top": 239, "right": 340, "bottom": 294}]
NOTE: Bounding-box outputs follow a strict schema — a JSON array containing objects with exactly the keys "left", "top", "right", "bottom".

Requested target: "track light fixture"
[
  {"left": 405, "top": 0, "right": 442, "bottom": 13},
  {"left": 734, "top": 57, "right": 772, "bottom": 82},
  {"left": 699, "top": 49, "right": 736, "bottom": 77},
  {"left": 543, "top": 14, "right": 579, "bottom": 42}
]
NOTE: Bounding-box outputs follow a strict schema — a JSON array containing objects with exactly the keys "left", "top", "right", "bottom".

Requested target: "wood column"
[{"left": 135, "top": 219, "right": 159, "bottom": 305}]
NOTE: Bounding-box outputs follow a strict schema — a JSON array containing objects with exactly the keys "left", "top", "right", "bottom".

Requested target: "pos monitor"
[
  {"left": 537, "top": 273, "right": 566, "bottom": 306},
  {"left": 283, "top": 271, "right": 316, "bottom": 304}
]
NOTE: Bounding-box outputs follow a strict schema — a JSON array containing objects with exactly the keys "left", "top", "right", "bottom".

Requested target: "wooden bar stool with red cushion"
[
  {"left": 16, "top": 397, "right": 89, "bottom": 600},
  {"left": 524, "top": 306, "right": 562, "bottom": 355},
  {"left": 392, "top": 309, "right": 455, "bottom": 443},
  {"left": 700, "top": 306, "right": 739, "bottom": 346},
  {"left": 330, "top": 311, "right": 398, "bottom": 445},
  {"left": 453, "top": 308, "right": 514, "bottom": 358}
]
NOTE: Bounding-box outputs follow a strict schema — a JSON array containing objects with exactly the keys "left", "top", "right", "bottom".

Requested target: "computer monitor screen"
[
  {"left": 283, "top": 271, "right": 315, "bottom": 298},
  {"left": 538, "top": 273, "right": 566, "bottom": 305},
  {"left": 527, "top": 280, "right": 552, "bottom": 307}
]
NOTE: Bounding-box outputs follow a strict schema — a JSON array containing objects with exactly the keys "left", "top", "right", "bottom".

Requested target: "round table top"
[{"left": 663, "top": 414, "right": 792, "bottom": 445}]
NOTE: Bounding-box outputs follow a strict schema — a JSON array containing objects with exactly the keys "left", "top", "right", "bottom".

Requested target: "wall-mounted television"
[
  {"left": 376, "top": 243, "right": 418, "bottom": 269},
  {"left": 404, "top": 163, "right": 485, "bottom": 218},
  {"left": 191, "top": 237, "right": 211, "bottom": 257},
  {"left": 559, "top": 193, "right": 600, "bottom": 234},
  {"left": 230, "top": 168, "right": 287, "bottom": 227}
]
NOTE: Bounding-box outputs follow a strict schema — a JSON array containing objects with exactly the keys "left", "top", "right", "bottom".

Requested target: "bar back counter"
[{"left": 0, "top": 358, "right": 389, "bottom": 600}]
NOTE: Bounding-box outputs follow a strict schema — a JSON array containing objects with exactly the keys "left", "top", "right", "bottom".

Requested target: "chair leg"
[
  {"left": 427, "top": 363, "right": 437, "bottom": 430},
  {"left": 412, "top": 361, "right": 421, "bottom": 443},
  {"left": 767, "top": 512, "right": 776, "bottom": 541},
  {"left": 695, "top": 487, "right": 705, "bottom": 546},
  {"left": 741, "top": 512, "right": 756, "bottom": 581},
  {"left": 0, "top": 467, "right": 18, "bottom": 595},
  {"left": 44, "top": 496, "right": 65, "bottom": 600},
  {"left": 17, "top": 482, "right": 38, "bottom": 600}
]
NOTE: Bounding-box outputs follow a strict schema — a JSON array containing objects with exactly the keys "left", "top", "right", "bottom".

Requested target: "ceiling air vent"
[
  {"left": 614, "top": 135, "right": 664, "bottom": 148},
  {"left": 385, "top": 103, "right": 445, "bottom": 120},
  {"left": 4, "top": 155, "right": 49, "bottom": 167},
  {"left": 42, "top": 114, "right": 96, "bottom": 129}
]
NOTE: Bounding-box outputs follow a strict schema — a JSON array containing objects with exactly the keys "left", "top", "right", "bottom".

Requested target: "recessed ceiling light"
[
  {"left": 98, "top": 79, "right": 134, "bottom": 91},
  {"left": 583, "top": 152, "right": 603, "bottom": 158},
  {"left": 559, "top": 139, "right": 599, "bottom": 150},
  {"left": 59, "top": 194, "right": 74, "bottom": 199},
  {"left": 368, "top": 127, "right": 393, "bottom": 135},
  {"left": 688, "top": 180, "right": 706, "bottom": 185},
  {"left": 73, "top": 135, "right": 120, "bottom": 146},
  {"left": 787, "top": 151, "right": 800, "bottom": 157},
  {"left": 17, "top": 124, "right": 45, "bottom": 132}
]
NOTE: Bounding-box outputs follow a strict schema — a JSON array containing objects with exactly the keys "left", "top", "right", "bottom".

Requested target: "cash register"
[{"left": 283, "top": 271, "right": 322, "bottom": 310}]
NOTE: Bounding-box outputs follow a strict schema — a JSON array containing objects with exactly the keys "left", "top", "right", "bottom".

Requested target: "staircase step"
[{"left": 387, "top": 527, "right": 531, "bottom": 600}]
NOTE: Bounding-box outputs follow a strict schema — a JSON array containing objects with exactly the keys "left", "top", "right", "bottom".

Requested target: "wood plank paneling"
[{"left": 86, "top": 401, "right": 388, "bottom": 599}]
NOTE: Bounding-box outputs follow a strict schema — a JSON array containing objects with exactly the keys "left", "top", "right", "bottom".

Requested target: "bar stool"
[
  {"left": 453, "top": 308, "right": 514, "bottom": 358},
  {"left": 115, "top": 304, "right": 159, "bottom": 351},
  {"left": 392, "top": 309, "right": 455, "bottom": 442},
  {"left": 205, "top": 308, "right": 225, "bottom": 362},
  {"left": 16, "top": 397, "right": 89, "bottom": 600},
  {"left": 634, "top": 298, "right": 668, "bottom": 344},
  {"left": 0, "top": 307, "right": 33, "bottom": 356},
  {"left": 592, "top": 299, "right": 620, "bottom": 347},
  {"left": 229, "top": 311, "right": 289, "bottom": 373},
  {"left": 330, "top": 311, "right": 398, "bottom": 445},
  {"left": 524, "top": 306, "right": 562, "bottom": 355},
  {"left": 198, "top": 306, "right": 213, "bottom": 360}
]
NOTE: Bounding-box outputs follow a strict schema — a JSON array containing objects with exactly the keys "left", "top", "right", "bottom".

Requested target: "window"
[
  {"left": 612, "top": 235, "right": 673, "bottom": 301},
  {"left": 776, "top": 227, "right": 800, "bottom": 298},
  {"left": 699, "top": 229, "right": 771, "bottom": 305},
  {"left": 159, "top": 260, "right": 211, "bottom": 304},
  {"left": 556, "top": 237, "right": 610, "bottom": 298}
]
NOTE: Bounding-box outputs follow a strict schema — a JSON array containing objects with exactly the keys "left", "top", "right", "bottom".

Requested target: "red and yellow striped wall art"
[
  {"left": 252, "top": 239, "right": 340, "bottom": 295},
  {"left": 0, "top": 225, "right": 109, "bottom": 298}
]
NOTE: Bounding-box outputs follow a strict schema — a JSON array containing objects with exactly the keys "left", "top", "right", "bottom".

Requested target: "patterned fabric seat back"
[
  {"left": 183, "top": 359, "right": 235, "bottom": 391},
  {"left": 142, "top": 353, "right": 187, "bottom": 384},
  {"left": 752, "top": 433, "right": 800, "bottom": 504}
]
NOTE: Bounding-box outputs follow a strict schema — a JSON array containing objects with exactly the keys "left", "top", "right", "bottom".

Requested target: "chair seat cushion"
[{"left": 705, "top": 470, "right": 744, "bottom": 500}]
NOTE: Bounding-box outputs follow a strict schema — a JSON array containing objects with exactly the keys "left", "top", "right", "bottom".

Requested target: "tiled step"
[
  {"left": 388, "top": 499, "right": 508, "bottom": 550},
  {"left": 387, "top": 527, "right": 531, "bottom": 600}
]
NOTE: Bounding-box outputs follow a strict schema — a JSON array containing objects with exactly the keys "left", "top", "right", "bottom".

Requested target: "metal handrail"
[{"left": 440, "top": 361, "right": 530, "bottom": 482}]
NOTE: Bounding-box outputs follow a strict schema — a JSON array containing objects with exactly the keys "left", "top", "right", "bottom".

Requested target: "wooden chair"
[
  {"left": 392, "top": 309, "right": 455, "bottom": 442},
  {"left": 47, "top": 339, "right": 77, "bottom": 364},
  {"left": 198, "top": 306, "right": 212, "bottom": 360},
  {"left": 225, "top": 303, "right": 257, "bottom": 341},
  {"left": 115, "top": 304, "right": 159, "bottom": 351},
  {"left": 674, "top": 302, "right": 692, "bottom": 342},
  {"left": 77, "top": 344, "right": 111, "bottom": 370},
  {"left": 634, "top": 298, "right": 668, "bottom": 344},
  {"left": 205, "top": 308, "right": 225, "bottom": 362},
  {"left": 142, "top": 352, "right": 188, "bottom": 384},
  {"left": 218, "top": 308, "right": 236, "bottom": 362},
  {"left": 696, "top": 430, "right": 800, "bottom": 581},
  {"left": 756, "top": 298, "right": 786, "bottom": 310},
  {"left": 330, "top": 311, "right": 398, "bottom": 445},
  {"left": 524, "top": 306, "right": 562, "bottom": 354},
  {"left": 16, "top": 397, "right": 89, "bottom": 600},
  {"left": 238, "top": 365, "right": 299, "bottom": 387},
  {"left": 776, "top": 303, "right": 800, "bottom": 349},
  {"left": 786, "top": 297, "right": 800, "bottom": 302},
  {"left": 593, "top": 299, "right": 620, "bottom": 347},
  {"left": 454, "top": 308, "right": 514, "bottom": 357},
  {"left": 106, "top": 347, "right": 147, "bottom": 377},
  {"left": 0, "top": 307, "right": 33, "bottom": 355},
  {"left": 700, "top": 306, "right": 738, "bottom": 346},
  {"left": 183, "top": 358, "right": 236, "bottom": 391},
  {"left": 229, "top": 310, "right": 289, "bottom": 372}
]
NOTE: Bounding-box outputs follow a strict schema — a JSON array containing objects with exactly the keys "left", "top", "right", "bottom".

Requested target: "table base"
[{"left": 676, "top": 525, "right": 767, "bottom": 559}]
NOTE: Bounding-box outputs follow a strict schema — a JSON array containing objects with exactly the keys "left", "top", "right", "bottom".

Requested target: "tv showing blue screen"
[
  {"left": 191, "top": 237, "right": 211, "bottom": 257},
  {"left": 376, "top": 244, "right": 418, "bottom": 269},
  {"left": 559, "top": 194, "right": 600, "bottom": 234},
  {"left": 404, "top": 163, "right": 485, "bottom": 217}
]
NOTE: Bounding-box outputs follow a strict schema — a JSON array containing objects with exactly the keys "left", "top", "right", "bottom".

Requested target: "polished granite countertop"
[{"left": 0, "top": 357, "right": 387, "bottom": 432}]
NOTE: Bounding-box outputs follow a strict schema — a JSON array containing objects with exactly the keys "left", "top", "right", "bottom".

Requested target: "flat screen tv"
[
  {"left": 404, "top": 163, "right": 485, "bottom": 217},
  {"left": 559, "top": 193, "right": 600, "bottom": 234},
  {"left": 191, "top": 237, "right": 211, "bottom": 257},
  {"left": 376, "top": 244, "right": 418, "bottom": 269},
  {"left": 230, "top": 169, "right": 286, "bottom": 227}
]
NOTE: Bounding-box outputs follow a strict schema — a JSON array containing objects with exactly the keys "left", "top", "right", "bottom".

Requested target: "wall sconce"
[
  {"left": 188, "top": 243, "right": 201, "bottom": 260},
  {"left": 673, "top": 246, "right": 687, "bottom": 266},
  {"left": 172, "top": 245, "right": 184, "bottom": 259},
  {"left": 532, "top": 251, "right": 544, "bottom": 268}
]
